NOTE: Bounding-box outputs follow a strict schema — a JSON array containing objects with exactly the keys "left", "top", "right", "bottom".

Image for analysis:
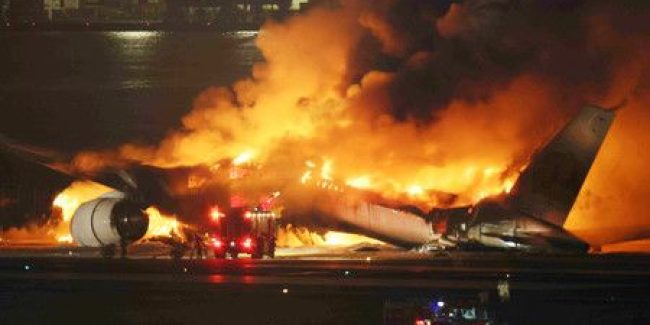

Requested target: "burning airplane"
[
  {"left": 0, "top": 104, "right": 615, "bottom": 254},
  {"left": 292, "top": 105, "right": 615, "bottom": 252},
  {"left": 2, "top": 0, "right": 649, "bottom": 253}
]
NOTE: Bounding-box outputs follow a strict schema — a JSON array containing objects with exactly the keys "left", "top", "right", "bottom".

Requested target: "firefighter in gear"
[{"left": 190, "top": 232, "right": 205, "bottom": 260}]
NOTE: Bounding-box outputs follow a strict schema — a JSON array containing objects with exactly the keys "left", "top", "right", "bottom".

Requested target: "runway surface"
[{"left": 2, "top": 244, "right": 650, "bottom": 324}]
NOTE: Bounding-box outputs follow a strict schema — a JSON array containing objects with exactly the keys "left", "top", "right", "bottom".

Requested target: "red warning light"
[
  {"left": 210, "top": 206, "right": 224, "bottom": 222},
  {"left": 242, "top": 237, "right": 253, "bottom": 250}
]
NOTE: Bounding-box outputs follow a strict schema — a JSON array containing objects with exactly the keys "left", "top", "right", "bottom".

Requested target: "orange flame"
[
  {"left": 276, "top": 225, "right": 384, "bottom": 248},
  {"left": 322, "top": 231, "right": 384, "bottom": 246},
  {"left": 53, "top": 181, "right": 113, "bottom": 222},
  {"left": 47, "top": 182, "right": 187, "bottom": 245},
  {"left": 144, "top": 207, "right": 185, "bottom": 239}
]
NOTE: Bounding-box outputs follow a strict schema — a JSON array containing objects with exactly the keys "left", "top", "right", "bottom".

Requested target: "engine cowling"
[{"left": 70, "top": 193, "right": 149, "bottom": 247}]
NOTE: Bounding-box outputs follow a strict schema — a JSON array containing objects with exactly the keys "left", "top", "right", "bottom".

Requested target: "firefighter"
[
  {"left": 191, "top": 232, "right": 205, "bottom": 260},
  {"left": 168, "top": 230, "right": 186, "bottom": 261}
]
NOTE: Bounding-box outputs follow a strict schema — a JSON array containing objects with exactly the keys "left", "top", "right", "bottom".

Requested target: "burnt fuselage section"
[
  {"left": 306, "top": 105, "right": 613, "bottom": 253},
  {"left": 432, "top": 200, "right": 589, "bottom": 253}
]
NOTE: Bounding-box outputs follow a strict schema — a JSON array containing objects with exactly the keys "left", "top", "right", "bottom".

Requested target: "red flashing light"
[
  {"left": 242, "top": 237, "right": 253, "bottom": 250},
  {"left": 414, "top": 320, "right": 426, "bottom": 325},
  {"left": 212, "top": 238, "right": 223, "bottom": 249},
  {"left": 244, "top": 211, "right": 252, "bottom": 219}
]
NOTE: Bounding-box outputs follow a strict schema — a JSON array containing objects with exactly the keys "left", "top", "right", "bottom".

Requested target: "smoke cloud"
[{"left": 67, "top": 0, "right": 650, "bottom": 245}]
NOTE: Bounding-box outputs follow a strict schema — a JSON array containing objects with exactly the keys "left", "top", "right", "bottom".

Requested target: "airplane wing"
[
  {"left": 0, "top": 134, "right": 75, "bottom": 228},
  {"left": 0, "top": 133, "right": 226, "bottom": 226}
]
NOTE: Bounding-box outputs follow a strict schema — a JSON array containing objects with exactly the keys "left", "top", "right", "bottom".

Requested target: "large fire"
[
  {"left": 13, "top": 1, "right": 650, "bottom": 249},
  {"left": 276, "top": 224, "right": 383, "bottom": 248},
  {"left": 53, "top": 181, "right": 110, "bottom": 244},
  {"left": 144, "top": 207, "right": 185, "bottom": 239},
  {"left": 72, "top": 4, "right": 546, "bottom": 212},
  {"left": 43, "top": 181, "right": 186, "bottom": 245}
]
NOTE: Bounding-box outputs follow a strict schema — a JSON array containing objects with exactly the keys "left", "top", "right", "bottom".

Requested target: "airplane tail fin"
[{"left": 508, "top": 105, "right": 616, "bottom": 227}]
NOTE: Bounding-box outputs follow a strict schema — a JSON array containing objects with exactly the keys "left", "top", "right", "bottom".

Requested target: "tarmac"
[{"left": 1, "top": 243, "right": 650, "bottom": 324}]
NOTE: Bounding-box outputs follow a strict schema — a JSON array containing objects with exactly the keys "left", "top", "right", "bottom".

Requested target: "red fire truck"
[{"left": 208, "top": 206, "right": 277, "bottom": 259}]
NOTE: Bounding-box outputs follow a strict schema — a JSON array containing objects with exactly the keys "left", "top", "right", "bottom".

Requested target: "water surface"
[{"left": 0, "top": 31, "right": 262, "bottom": 152}]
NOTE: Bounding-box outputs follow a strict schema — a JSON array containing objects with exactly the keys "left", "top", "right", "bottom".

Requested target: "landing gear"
[
  {"left": 100, "top": 244, "right": 116, "bottom": 259},
  {"left": 120, "top": 239, "right": 128, "bottom": 259}
]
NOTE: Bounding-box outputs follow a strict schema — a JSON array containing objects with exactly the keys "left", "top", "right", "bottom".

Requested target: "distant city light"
[
  {"left": 111, "top": 31, "right": 156, "bottom": 41},
  {"left": 291, "top": 0, "right": 310, "bottom": 10}
]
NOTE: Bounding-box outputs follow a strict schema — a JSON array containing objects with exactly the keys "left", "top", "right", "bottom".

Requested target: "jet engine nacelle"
[{"left": 70, "top": 192, "right": 149, "bottom": 247}]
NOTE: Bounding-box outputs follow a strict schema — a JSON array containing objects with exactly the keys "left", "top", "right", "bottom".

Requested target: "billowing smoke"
[{"left": 68, "top": 0, "right": 650, "bottom": 245}]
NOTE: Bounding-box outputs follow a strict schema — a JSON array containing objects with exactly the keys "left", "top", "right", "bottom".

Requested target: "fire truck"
[{"left": 207, "top": 206, "right": 278, "bottom": 259}]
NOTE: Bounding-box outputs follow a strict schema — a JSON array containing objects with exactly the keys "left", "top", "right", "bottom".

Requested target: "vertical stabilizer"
[{"left": 509, "top": 105, "right": 616, "bottom": 227}]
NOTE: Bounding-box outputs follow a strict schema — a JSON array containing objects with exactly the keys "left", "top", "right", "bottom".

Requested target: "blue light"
[{"left": 429, "top": 300, "right": 445, "bottom": 314}]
